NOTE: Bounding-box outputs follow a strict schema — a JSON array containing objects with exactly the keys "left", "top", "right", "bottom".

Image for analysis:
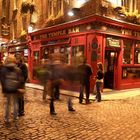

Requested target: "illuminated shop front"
[
  {"left": 7, "top": 42, "right": 29, "bottom": 65},
  {"left": 28, "top": 15, "right": 140, "bottom": 90}
]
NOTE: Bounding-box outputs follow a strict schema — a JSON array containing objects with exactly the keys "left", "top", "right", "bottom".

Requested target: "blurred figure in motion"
[
  {"left": 16, "top": 57, "right": 28, "bottom": 116},
  {"left": 36, "top": 52, "right": 76, "bottom": 115},
  {"left": 78, "top": 58, "right": 93, "bottom": 104},
  {"left": 0, "top": 55, "right": 24, "bottom": 125}
]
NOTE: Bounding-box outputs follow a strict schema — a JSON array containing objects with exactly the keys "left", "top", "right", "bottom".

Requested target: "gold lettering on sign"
[
  {"left": 68, "top": 27, "right": 80, "bottom": 34},
  {"left": 48, "top": 30, "right": 66, "bottom": 38},
  {"left": 35, "top": 26, "right": 80, "bottom": 39},
  {"left": 40, "top": 34, "right": 47, "bottom": 39},
  {"left": 121, "top": 29, "right": 140, "bottom": 37}
]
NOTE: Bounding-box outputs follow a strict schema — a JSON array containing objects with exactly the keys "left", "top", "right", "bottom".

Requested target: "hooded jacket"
[{"left": 0, "top": 63, "right": 24, "bottom": 93}]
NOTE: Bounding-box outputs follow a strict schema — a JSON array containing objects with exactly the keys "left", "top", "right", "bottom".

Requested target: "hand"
[{"left": 18, "top": 89, "right": 25, "bottom": 94}]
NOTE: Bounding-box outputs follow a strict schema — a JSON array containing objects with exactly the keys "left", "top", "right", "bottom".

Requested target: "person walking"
[
  {"left": 16, "top": 58, "right": 28, "bottom": 116},
  {"left": 95, "top": 62, "right": 104, "bottom": 102},
  {"left": 0, "top": 55, "right": 24, "bottom": 124},
  {"left": 78, "top": 58, "right": 93, "bottom": 104}
]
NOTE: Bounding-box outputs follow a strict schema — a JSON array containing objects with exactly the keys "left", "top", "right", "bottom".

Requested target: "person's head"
[
  {"left": 16, "top": 58, "right": 23, "bottom": 65},
  {"left": 5, "top": 55, "right": 16, "bottom": 64},
  {"left": 97, "top": 62, "right": 103, "bottom": 71}
]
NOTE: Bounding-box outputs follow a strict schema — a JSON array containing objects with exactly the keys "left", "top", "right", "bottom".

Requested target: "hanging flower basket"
[
  {"left": 21, "top": 2, "right": 30, "bottom": 14},
  {"left": 20, "top": 2, "right": 35, "bottom": 14},
  {"left": 136, "top": 17, "right": 140, "bottom": 24},
  {"left": 126, "top": 16, "right": 137, "bottom": 23},
  {"left": 29, "top": 3, "right": 35, "bottom": 14}
]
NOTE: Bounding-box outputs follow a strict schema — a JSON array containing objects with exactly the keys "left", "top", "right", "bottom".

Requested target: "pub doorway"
[{"left": 104, "top": 50, "right": 118, "bottom": 89}]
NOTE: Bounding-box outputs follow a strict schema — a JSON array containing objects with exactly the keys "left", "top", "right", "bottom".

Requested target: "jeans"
[
  {"left": 95, "top": 82, "right": 102, "bottom": 102},
  {"left": 5, "top": 94, "right": 18, "bottom": 122}
]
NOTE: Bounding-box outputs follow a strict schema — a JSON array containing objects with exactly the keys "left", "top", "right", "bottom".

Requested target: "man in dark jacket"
[
  {"left": 16, "top": 58, "right": 28, "bottom": 116},
  {"left": 0, "top": 55, "right": 24, "bottom": 124},
  {"left": 78, "top": 58, "right": 93, "bottom": 104}
]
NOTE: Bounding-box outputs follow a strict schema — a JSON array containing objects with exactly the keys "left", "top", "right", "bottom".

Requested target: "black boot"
[
  {"left": 67, "top": 98, "right": 75, "bottom": 111},
  {"left": 50, "top": 99, "right": 57, "bottom": 115}
]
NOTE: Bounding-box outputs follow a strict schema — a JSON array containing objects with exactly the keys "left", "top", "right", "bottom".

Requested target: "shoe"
[
  {"left": 4, "top": 119, "right": 10, "bottom": 126},
  {"left": 79, "top": 100, "right": 83, "bottom": 104},
  {"left": 50, "top": 112, "right": 57, "bottom": 115},
  {"left": 95, "top": 100, "right": 101, "bottom": 102},
  {"left": 69, "top": 108, "right": 75, "bottom": 111},
  {"left": 86, "top": 99, "right": 90, "bottom": 104},
  {"left": 18, "top": 113, "right": 25, "bottom": 117}
]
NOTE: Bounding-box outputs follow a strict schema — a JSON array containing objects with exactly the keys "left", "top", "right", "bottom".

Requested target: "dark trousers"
[
  {"left": 95, "top": 82, "right": 102, "bottom": 102},
  {"left": 54, "top": 84, "right": 60, "bottom": 99},
  {"left": 18, "top": 95, "right": 24, "bottom": 114},
  {"left": 50, "top": 81, "right": 55, "bottom": 113},
  {"left": 79, "top": 81, "right": 90, "bottom": 103}
]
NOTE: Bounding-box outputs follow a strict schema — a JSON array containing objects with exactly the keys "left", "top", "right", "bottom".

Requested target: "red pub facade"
[{"left": 18, "top": 15, "right": 140, "bottom": 90}]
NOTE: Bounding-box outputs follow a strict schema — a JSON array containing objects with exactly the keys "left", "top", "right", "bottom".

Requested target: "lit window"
[
  {"left": 134, "top": 41, "right": 140, "bottom": 64},
  {"left": 14, "top": 0, "right": 18, "bottom": 9},
  {"left": 123, "top": 39, "right": 133, "bottom": 64},
  {"left": 108, "top": 0, "right": 121, "bottom": 7}
]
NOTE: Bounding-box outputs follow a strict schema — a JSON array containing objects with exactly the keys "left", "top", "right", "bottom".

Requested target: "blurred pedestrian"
[
  {"left": 95, "top": 62, "right": 104, "bottom": 102},
  {"left": 78, "top": 58, "right": 93, "bottom": 104},
  {"left": 16, "top": 58, "right": 28, "bottom": 116},
  {"left": 0, "top": 55, "right": 24, "bottom": 124}
]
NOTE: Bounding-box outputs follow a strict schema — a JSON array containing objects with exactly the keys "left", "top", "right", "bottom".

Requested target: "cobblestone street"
[{"left": 0, "top": 87, "right": 140, "bottom": 140}]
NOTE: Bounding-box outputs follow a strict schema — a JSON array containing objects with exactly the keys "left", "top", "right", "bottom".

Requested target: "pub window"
[
  {"left": 134, "top": 41, "right": 140, "bottom": 64},
  {"left": 42, "top": 48, "right": 49, "bottom": 60},
  {"left": 123, "top": 39, "right": 133, "bottom": 64},
  {"left": 122, "top": 67, "right": 140, "bottom": 79},
  {"left": 66, "top": 47, "right": 70, "bottom": 64},
  {"left": 71, "top": 45, "right": 84, "bottom": 66}
]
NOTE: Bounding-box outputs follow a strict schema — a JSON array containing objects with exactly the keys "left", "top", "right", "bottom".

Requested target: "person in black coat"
[
  {"left": 16, "top": 58, "right": 28, "bottom": 116},
  {"left": 0, "top": 55, "right": 24, "bottom": 124},
  {"left": 78, "top": 58, "right": 93, "bottom": 104}
]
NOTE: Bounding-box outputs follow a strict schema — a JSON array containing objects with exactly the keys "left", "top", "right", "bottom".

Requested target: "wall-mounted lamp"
[
  {"left": 68, "top": 11, "right": 74, "bottom": 16},
  {"left": 67, "top": 8, "right": 80, "bottom": 17},
  {"left": 28, "top": 25, "right": 34, "bottom": 33}
]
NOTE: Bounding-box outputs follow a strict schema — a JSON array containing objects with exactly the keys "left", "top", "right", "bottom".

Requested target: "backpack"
[{"left": 4, "top": 67, "right": 20, "bottom": 93}]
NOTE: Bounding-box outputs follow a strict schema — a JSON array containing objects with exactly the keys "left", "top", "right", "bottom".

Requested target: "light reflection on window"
[{"left": 134, "top": 42, "right": 140, "bottom": 64}]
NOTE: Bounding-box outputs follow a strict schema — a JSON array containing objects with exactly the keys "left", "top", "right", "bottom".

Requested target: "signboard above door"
[{"left": 106, "top": 37, "right": 121, "bottom": 47}]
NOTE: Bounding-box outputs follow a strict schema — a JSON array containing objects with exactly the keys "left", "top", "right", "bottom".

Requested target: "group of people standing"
[
  {"left": 78, "top": 59, "right": 104, "bottom": 104},
  {"left": 0, "top": 55, "right": 28, "bottom": 125}
]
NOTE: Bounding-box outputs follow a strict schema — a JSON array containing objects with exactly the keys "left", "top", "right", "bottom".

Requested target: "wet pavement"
[{"left": 0, "top": 85, "right": 140, "bottom": 140}]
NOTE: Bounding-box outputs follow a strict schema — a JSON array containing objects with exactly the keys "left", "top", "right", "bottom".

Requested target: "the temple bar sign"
[
  {"left": 107, "top": 37, "right": 120, "bottom": 47},
  {"left": 39, "top": 27, "right": 80, "bottom": 39},
  {"left": 48, "top": 27, "right": 80, "bottom": 38}
]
